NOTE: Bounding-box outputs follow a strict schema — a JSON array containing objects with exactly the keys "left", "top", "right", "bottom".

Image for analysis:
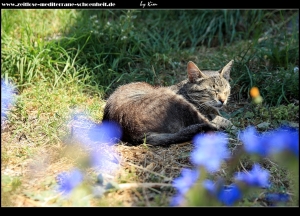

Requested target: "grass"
[{"left": 1, "top": 9, "right": 299, "bottom": 207}]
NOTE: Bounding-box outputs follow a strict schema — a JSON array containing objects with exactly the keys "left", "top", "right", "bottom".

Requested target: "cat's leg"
[
  {"left": 145, "top": 123, "right": 217, "bottom": 146},
  {"left": 209, "top": 107, "right": 221, "bottom": 116}
]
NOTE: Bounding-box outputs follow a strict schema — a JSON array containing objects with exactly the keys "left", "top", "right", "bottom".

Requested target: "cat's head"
[{"left": 184, "top": 60, "right": 233, "bottom": 112}]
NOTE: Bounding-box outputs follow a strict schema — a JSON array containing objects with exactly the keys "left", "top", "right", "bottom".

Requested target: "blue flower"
[
  {"left": 264, "top": 193, "right": 290, "bottom": 204},
  {"left": 239, "top": 126, "right": 269, "bottom": 157},
  {"left": 203, "top": 180, "right": 242, "bottom": 206},
  {"left": 89, "top": 150, "right": 120, "bottom": 174},
  {"left": 191, "top": 132, "right": 231, "bottom": 173},
  {"left": 67, "top": 115, "right": 123, "bottom": 175},
  {"left": 287, "top": 131, "right": 299, "bottom": 158},
  {"left": 56, "top": 169, "right": 83, "bottom": 195},
  {"left": 202, "top": 179, "right": 215, "bottom": 194},
  {"left": 234, "top": 163, "right": 270, "bottom": 188},
  {"left": 1, "top": 79, "right": 17, "bottom": 118},
  {"left": 267, "top": 126, "right": 299, "bottom": 158},
  {"left": 239, "top": 126, "right": 299, "bottom": 158},
  {"left": 218, "top": 184, "right": 242, "bottom": 206},
  {"left": 170, "top": 193, "right": 185, "bottom": 207},
  {"left": 170, "top": 169, "right": 199, "bottom": 206},
  {"left": 172, "top": 168, "right": 199, "bottom": 195},
  {"left": 70, "top": 116, "right": 122, "bottom": 148},
  {"left": 88, "top": 120, "right": 122, "bottom": 146}
]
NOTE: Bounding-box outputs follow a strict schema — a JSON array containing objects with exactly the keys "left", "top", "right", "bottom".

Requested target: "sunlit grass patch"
[
  {"left": 1, "top": 9, "right": 77, "bottom": 42},
  {"left": 1, "top": 79, "right": 106, "bottom": 206}
]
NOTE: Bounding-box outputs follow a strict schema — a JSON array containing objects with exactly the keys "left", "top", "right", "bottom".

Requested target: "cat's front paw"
[{"left": 209, "top": 115, "right": 237, "bottom": 132}]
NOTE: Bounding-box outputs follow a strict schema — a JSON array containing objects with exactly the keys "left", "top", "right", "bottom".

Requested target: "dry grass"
[{"left": 2, "top": 99, "right": 244, "bottom": 207}]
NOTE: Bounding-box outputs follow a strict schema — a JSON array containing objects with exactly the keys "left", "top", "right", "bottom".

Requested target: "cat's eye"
[{"left": 210, "top": 89, "right": 218, "bottom": 96}]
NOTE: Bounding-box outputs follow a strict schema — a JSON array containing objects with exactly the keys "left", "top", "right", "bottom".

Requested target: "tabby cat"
[{"left": 103, "top": 60, "right": 235, "bottom": 146}]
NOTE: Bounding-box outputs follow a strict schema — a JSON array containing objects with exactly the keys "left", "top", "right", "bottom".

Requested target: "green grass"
[{"left": 1, "top": 9, "right": 299, "bottom": 207}]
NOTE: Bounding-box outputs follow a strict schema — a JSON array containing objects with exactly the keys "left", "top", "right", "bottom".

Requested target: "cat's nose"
[{"left": 219, "top": 99, "right": 225, "bottom": 104}]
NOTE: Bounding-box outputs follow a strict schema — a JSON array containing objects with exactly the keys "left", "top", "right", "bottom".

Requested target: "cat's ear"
[
  {"left": 219, "top": 60, "right": 233, "bottom": 81},
  {"left": 187, "top": 61, "right": 208, "bottom": 83}
]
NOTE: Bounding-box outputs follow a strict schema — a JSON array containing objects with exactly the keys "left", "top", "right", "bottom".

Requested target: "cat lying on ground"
[{"left": 103, "top": 60, "right": 236, "bottom": 146}]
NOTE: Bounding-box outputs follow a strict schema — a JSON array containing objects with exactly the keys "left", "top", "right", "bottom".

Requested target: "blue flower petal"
[
  {"left": 191, "top": 132, "right": 230, "bottom": 173},
  {"left": 234, "top": 163, "right": 270, "bottom": 188},
  {"left": 239, "top": 127, "right": 268, "bottom": 156},
  {"left": 172, "top": 168, "right": 199, "bottom": 195},
  {"left": 57, "top": 169, "right": 83, "bottom": 195}
]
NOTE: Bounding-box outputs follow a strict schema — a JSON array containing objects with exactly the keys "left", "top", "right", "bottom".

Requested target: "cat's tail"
[{"left": 144, "top": 123, "right": 216, "bottom": 146}]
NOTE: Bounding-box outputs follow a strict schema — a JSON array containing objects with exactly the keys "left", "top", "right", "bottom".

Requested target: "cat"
[{"left": 102, "top": 60, "right": 236, "bottom": 146}]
